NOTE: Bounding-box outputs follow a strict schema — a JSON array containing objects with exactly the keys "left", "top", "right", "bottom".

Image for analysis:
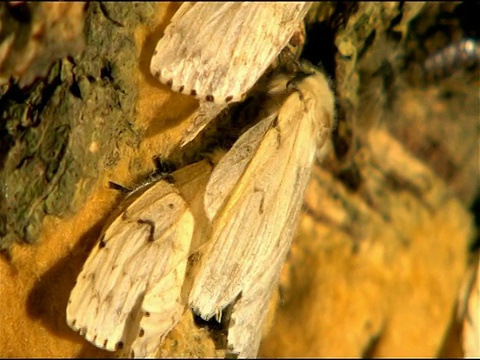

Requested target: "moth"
[
  {"left": 66, "top": 160, "right": 212, "bottom": 357},
  {"left": 151, "top": 2, "right": 312, "bottom": 104},
  {"left": 189, "top": 62, "right": 336, "bottom": 358},
  {"left": 150, "top": 2, "right": 312, "bottom": 146}
]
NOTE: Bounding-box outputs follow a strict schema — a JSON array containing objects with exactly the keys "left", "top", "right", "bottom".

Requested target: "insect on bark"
[
  {"left": 66, "top": 160, "right": 213, "bottom": 357},
  {"left": 189, "top": 62, "right": 336, "bottom": 358},
  {"left": 150, "top": 2, "right": 312, "bottom": 146}
]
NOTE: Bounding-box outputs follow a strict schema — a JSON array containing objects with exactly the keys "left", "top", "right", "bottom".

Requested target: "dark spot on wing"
[
  {"left": 145, "top": 311, "right": 151, "bottom": 317},
  {"left": 154, "top": 71, "right": 160, "bottom": 78},
  {"left": 225, "top": 95, "right": 233, "bottom": 102},
  {"left": 206, "top": 94, "right": 214, "bottom": 102},
  {"left": 190, "top": 89, "right": 197, "bottom": 96},
  {"left": 179, "top": 85, "right": 184, "bottom": 93},
  {"left": 103, "top": 339, "right": 108, "bottom": 348},
  {"left": 166, "top": 79, "right": 173, "bottom": 87},
  {"left": 116, "top": 341, "right": 124, "bottom": 350},
  {"left": 139, "top": 328, "right": 145, "bottom": 337},
  {"left": 168, "top": 203, "right": 174, "bottom": 209},
  {"left": 137, "top": 219, "right": 155, "bottom": 242},
  {"left": 98, "top": 236, "right": 106, "bottom": 249}
]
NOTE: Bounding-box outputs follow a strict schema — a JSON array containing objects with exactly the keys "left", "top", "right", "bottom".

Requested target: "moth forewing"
[
  {"left": 150, "top": 2, "right": 312, "bottom": 104},
  {"left": 225, "top": 88, "right": 323, "bottom": 357},
  {"left": 227, "top": 236, "right": 298, "bottom": 358},
  {"left": 203, "top": 112, "right": 277, "bottom": 221},
  {"left": 129, "top": 208, "right": 195, "bottom": 357},
  {"left": 226, "top": 183, "right": 309, "bottom": 358},
  {"left": 180, "top": 102, "right": 228, "bottom": 147},
  {"left": 192, "top": 110, "right": 301, "bottom": 318},
  {"left": 189, "top": 67, "right": 335, "bottom": 357},
  {"left": 66, "top": 160, "right": 212, "bottom": 356}
]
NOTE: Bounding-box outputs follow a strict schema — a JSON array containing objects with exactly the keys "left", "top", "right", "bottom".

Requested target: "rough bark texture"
[{"left": 0, "top": 2, "right": 478, "bottom": 358}]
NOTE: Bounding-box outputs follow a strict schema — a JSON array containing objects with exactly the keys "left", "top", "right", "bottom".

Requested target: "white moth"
[
  {"left": 66, "top": 160, "right": 212, "bottom": 357},
  {"left": 151, "top": 2, "right": 312, "bottom": 104},
  {"left": 189, "top": 63, "right": 335, "bottom": 358},
  {"left": 463, "top": 256, "right": 480, "bottom": 358},
  {"left": 150, "top": 2, "right": 312, "bottom": 146}
]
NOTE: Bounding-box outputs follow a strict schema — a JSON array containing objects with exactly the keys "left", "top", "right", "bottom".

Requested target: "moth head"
[
  {"left": 285, "top": 59, "right": 324, "bottom": 90},
  {"left": 286, "top": 70, "right": 315, "bottom": 90},
  {"left": 287, "top": 60, "right": 325, "bottom": 89}
]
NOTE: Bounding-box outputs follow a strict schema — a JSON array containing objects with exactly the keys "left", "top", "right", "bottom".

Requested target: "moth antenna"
[{"left": 108, "top": 181, "right": 131, "bottom": 193}]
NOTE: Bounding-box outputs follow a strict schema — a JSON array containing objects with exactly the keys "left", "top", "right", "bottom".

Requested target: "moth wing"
[
  {"left": 463, "top": 257, "right": 480, "bottom": 358},
  {"left": 151, "top": 2, "right": 312, "bottom": 103},
  {"left": 226, "top": 243, "right": 291, "bottom": 358},
  {"left": 227, "top": 74, "right": 334, "bottom": 358},
  {"left": 224, "top": 283, "right": 271, "bottom": 358},
  {"left": 226, "top": 149, "right": 313, "bottom": 357},
  {"left": 67, "top": 180, "right": 193, "bottom": 352},
  {"left": 190, "top": 80, "right": 319, "bottom": 321},
  {"left": 180, "top": 102, "right": 228, "bottom": 148},
  {"left": 190, "top": 70, "right": 335, "bottom": 357},
  {"left": 226, "top": 101, "right": 319, "bottom": 358},
  {"left": 129, "top": 210, "right": 194, "bottom": 357},
  {"left": 204, "top": 112, "right": 276, "bottom": 221}
]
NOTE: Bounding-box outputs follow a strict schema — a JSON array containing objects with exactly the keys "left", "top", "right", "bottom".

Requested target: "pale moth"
[
  {"left": 150, "top": 2, "right": 312, "bottom": 146},
  {"left": 66, "top": 160, "right": 212, "bottom": 357},
  {"left": 189, "top": 62, "right": 336, "bottom": 358},
  {"left": 462, "top": 255, "right": 480, "bottom": 358}
]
